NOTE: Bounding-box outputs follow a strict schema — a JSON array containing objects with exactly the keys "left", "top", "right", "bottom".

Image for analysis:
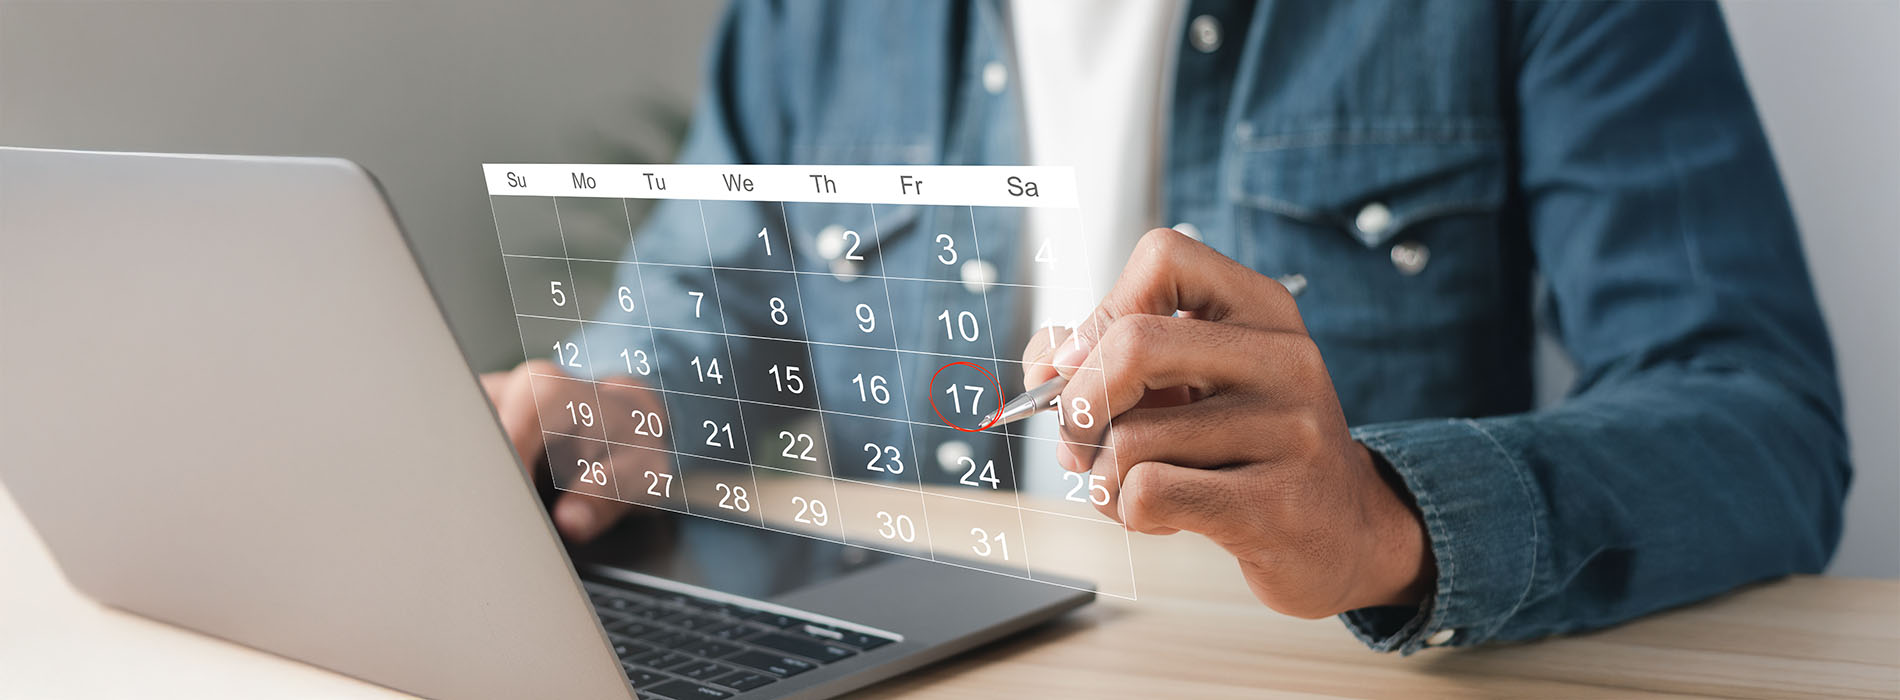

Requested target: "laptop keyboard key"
[
  {"left": 608, "top": 634, "right": 654, "bottom": 660},
  {"left": 709, "top": 671, "right": 776, "bottom": 692},
  {"left": 644, "top": 679, "right": 732, "bottom": 700},
  {"left": 631, "top": 650, "right": 693, "bottom": 670},
  {"left": 673, "top": 661, "right": 735, "bottom": 681},
  {"left": 751, "top": 632, "right": 857, "bottom": 663},
  {"left": 622, "top": 664, "right": 666, "bottom": 688},
  {"left": 683, "top": 639, "right": 741, "bottom": 659},
  {"left": 607, "top": 618, "right": 661, "bottom": 637},
  {"left": 726, "top": 650, "right": 815, "bottom": 677},
  {"left": 742, "top": 611, "right": 808, "bottom": 628}
]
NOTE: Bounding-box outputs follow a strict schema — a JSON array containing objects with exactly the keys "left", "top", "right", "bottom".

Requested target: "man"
[{"left": 485, "top": 0, "right": 1847, "bottom": 654}]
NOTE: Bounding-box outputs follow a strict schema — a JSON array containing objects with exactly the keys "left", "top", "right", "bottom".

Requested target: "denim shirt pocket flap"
[{"left": 1230, "top": 138, "right": 1506, "bottom": 248}]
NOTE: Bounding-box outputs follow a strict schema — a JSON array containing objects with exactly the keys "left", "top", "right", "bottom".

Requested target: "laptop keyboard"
[{"left": 583, "top": 577, "right": 897, "bottom": 699}]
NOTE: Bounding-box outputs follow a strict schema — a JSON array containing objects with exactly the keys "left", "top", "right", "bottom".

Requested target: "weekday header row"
[{"left": 483, "top": 164, "right": 1077, "bottom": 209}]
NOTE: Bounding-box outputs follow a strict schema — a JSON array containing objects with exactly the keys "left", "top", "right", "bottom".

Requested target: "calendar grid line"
[
  {"left": 501, "top": 252, "right": 1090, "bottom": 293},
  {"left": 694, "top": 200, "right": 769, "bottom": 529},
  {"left": 770, "top": 200, "right": 855, "bottom": 547},
  {"left": 487, "top": 196, "right": 615, "bottom": 505},
  {"left": 525, "top": 371, "right": 1120, "bottom": 452},
  {"left": 546, "top": 479, "right": 1128, "bottom": 601},
  {"left": 620, "top": 197, "right": 696, "bottom": 515},
  {"left": 959, "top": 204, "right": 1033, "bottom": 577},
  {"left": 537, "top": 429, "right": 1121, "bottom": 528},
  {"left": 1064, "top": 206, "right": 1144, "bottom": 601},
  {"left": 515, "top": 312, "right": 1108, "bottom": 375},
  {"left": 552, "top": 198, "right": 628, "bottom": 502},
  {"left": 864, "top": 202, "right": 942, "bottom": 565}
]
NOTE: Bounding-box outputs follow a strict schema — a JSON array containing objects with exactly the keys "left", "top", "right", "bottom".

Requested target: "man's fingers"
[
  {"left": 1058, "top": 316, "right": 1318, "bottom": 451},
  {"left": 1116, "top": 461, "right": 1248, "bottom": 538},
  {"left": 1072, "top": 397, "right": 1259, "bottom": 476},
  {"left": 488, "top": 364, "right": 550, "bottom": 472},
  {"left": 1053, "top": 228, "right": 1303, "bottom": 374},
  {"left": 1020, "top": 325, "right": 1073, "bottom": 389},
  {"left": 553, "top": 492, "right": 634, "bottom": 542}
]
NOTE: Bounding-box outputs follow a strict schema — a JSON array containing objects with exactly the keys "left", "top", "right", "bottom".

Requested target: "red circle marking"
[{"left": 929, "top": 362, "right": 1003, "bottom": 432}]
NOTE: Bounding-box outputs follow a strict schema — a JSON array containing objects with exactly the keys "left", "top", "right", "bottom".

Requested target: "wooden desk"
[{"left": 4, "top": 482, "right": 1895, "bottom": 699}]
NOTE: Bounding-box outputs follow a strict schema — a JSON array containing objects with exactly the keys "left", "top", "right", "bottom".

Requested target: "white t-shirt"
[{"left": 1007, "top": 0, "right": 1183, "bottom": 492}]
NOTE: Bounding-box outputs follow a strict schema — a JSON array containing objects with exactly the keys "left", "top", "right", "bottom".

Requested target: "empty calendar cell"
[
  {"left": 554, "top": 195, "right": 638, "bottom": 262},
  {"left": 1021, "top": 509, "right": 1136, "bottom": 600},
  {"left": 491, "top": 195, "right": 565, "bottom": 258}
]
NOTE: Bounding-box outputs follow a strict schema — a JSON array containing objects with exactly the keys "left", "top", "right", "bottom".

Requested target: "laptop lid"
[{"left": 0, "top": 147, "right": 632, "bottom": 699}]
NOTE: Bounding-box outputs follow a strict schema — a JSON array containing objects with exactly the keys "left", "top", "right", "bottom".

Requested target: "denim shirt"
[{"left": 602, "top": 0, "right": 1849, "bottom": 654}]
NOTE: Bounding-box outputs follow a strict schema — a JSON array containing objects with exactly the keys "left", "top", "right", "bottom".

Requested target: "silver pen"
[{"left": 987, "top": 273, "right": 1307, "bottom": 429}]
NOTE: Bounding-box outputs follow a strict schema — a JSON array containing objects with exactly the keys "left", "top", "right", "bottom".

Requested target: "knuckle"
[{"left": 1119, "top": 463, "right": 1164, "bottom": 527}]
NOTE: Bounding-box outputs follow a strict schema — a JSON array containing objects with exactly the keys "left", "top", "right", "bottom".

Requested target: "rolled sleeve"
[{"left": 1342, "top": 418, "right": 1548, "bottom": 654}]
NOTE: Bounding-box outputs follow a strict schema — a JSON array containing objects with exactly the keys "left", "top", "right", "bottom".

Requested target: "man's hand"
[
  {"left": 481, "top": 359, "right": 664, "bottom": 543},
  {"left": 1021, "top": 229, "right": 1434, "bottom": 618}
]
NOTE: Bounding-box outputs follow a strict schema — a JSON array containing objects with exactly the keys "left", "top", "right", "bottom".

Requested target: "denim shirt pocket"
[
  {"left": 1226, "top": 127, "right": 1517, "bottom": 422},
  {"left": 1230, "top": 133, "right": 1506, "bottom": 250}
]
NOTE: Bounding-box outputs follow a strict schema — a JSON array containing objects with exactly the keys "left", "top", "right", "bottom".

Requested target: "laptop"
[{"left": 0, "top": 147, "right": 1092, "bottom": 699}]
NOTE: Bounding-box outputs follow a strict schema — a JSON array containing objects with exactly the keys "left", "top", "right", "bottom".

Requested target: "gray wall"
[
  {"left": 1722, "top": 0, "right": 1900, "bottom": 578},
  {"left": 2, "top": 1, "right": 1893, "bottom": 577},
  {"left": 0, "top": 0, "right": 724, "bottom": 372}
]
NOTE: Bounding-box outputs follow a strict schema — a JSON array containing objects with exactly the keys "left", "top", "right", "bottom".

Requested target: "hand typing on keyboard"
[
  {"left": 1019, "top": 229, "right": 1434, "bottom": 619},
  {"left": 482, "top": 359, "right": 669, "bottom": 541}
]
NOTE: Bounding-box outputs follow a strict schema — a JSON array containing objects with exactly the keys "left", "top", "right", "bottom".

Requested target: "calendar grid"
[
  {"left": 692, "top": 200, "right": 770, "bottom": 532},
  {"left": 489, "top": 164, "right": 1137, "bottom": 599},
  {"left": 530, "top": 428, "right": 1120, "bottom": 528},
  {"left": 510, "top": 311, "right": 1112, "bottom": 379},
  {"left": 521, "top": 371, "right": 1119, "bottom": 452},
  {"left": 499, "top": 252, "right": 1092, "bottom": 293},
  {"left": 552, "top": 199, "right": 628, "bottom": 502},
  {"left": 616, "top": 197, "right": 695, "bottom": 521}
]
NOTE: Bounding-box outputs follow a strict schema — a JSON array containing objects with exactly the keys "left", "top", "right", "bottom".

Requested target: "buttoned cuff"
[{"left": 1340, "top": 418, "right": 1546, "bottom": 654}]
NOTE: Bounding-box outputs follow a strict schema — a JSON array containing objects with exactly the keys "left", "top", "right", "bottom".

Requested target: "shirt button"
[
  {"left": 1354, "top": 201, "right": 1393, "bottom": 238},
  {"left": 1189, "top": 15, "right": 1222, "bottom": 53},
  {"left": 982, "top": 61, "right": 1009, "bottom": 95},
  {"left": 936, "top": 440, "right": 972, "bottom": 474},
  {"left": 960, "top": 259, "right": 997, "bottom": 293},
  {"left": 1172, "top": 222, "right": 1203, "bottom": 241},
  {"left": 816, "top": 225, "right": 847, "bottom": 260},
  {"left": 1390, "top": 240, "right": 1430, "bottom": 276},
  {"left": 1425, "top": 628, "right": 1458, "bottom": 646}
]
